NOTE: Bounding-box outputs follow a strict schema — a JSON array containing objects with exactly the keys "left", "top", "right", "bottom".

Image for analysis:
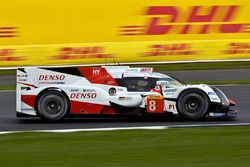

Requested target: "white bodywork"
[{"left": 16, "top": 66, "right": 222, "bottom": 116}]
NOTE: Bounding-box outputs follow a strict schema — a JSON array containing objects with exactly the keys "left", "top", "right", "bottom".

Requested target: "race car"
[{"left": 16, "top": 66, "right": 237, "bottom": 121}]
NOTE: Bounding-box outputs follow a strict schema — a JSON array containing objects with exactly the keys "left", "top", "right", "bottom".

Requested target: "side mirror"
[{"left": 156, "top": 81, "right": 169, "bottom": 87}]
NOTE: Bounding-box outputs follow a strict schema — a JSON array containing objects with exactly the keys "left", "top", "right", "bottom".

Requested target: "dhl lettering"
[
  {"left": 121, "top": 5, "right": 250, "bottom": 35},
  {"left": 224, "top": 43, "right": 250, "bottom": 54},
  {"left": 143, "top": 44, "right": 197, "bottom": 56},
  {"left": 70, "top": 93, "right": 97, "bottom": 99},
  {"left": 0, "top": 27, "right": 17, "bottom": 38},
  {"left": 0, "top": 49, "right": 25, "bottom": 61},
  {"left": 52, "top": 47, "right": 114, "bottom": 60},
  {"left": 39, "top": 75, "right": 65, "bottom": 80}
]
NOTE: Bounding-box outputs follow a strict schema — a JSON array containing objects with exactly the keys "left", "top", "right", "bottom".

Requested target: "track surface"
[{"left": 0, "top": 85, "right": 249, "bottom": 131}]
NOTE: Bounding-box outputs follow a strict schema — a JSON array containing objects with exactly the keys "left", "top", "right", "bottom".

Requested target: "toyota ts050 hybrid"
[{"left": 16, "top": 66, "right": 237, "bottom": 121}]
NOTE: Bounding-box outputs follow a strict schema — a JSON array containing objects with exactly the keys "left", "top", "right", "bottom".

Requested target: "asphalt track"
[
  {"left": 1, "top": 69, "right": 250, "bottom": 132},
  {"left": 0, "top": 84, "right": 249, "bottom": 131}
]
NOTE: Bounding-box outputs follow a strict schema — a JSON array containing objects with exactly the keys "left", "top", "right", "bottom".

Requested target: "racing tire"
[
  {"left": 177, "top": 89, "right": 209, "bottom": 120},
  {"left": 37, "top": 90, "right": 69, "bottom": 122}
]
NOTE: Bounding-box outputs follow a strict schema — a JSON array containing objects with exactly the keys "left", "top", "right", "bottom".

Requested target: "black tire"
[
  {"left": 37, "top": 90, "right": 69, "bottom": 122},
  {"left": 177, "top": 89, "right": 209, "bottom": 120}
]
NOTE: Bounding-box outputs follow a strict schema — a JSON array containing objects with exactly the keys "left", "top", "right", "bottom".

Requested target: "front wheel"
[
  {"left": 177, "top": 89, "right": 209, "bottom": 120},
  {"left": 37, "top": 90, "right": 69, "bottom": 122}
]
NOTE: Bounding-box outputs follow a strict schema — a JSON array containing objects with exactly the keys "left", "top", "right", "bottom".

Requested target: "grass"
[
  {"left": 0, "top": 69, "right": 15, "bottom": 76},
  {"left": 185, "top": 80, "right": 250, "bottom": 85},
  {"left": 0, "top": 126, "right": 250, "bottom": 167},
  {"left": 0, "top": 85, "right": 15, "bottom": 90}
]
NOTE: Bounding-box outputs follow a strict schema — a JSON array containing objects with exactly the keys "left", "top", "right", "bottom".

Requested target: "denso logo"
[
  {"left": 39, "top": 75, "right": 65, "bottom": 80},
  {"left": 70, "top": 93, "right": 97, "bottom": 99},
  {"left": 120, "top": 5, "right": 250, "bottom": 35}
]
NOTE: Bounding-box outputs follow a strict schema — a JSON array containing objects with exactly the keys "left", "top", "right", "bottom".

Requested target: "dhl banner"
[
  {"left": 1, "top": 40, "right": 250, "bottom": 67},
  {"left": 0, "top": 0, "right": 250, "bottom": 66}
]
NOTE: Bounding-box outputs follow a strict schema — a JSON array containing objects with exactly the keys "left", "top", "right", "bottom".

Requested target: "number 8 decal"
[
  {"left": 149, "top": 100, "right": 156, "bottom": 111},
  {"left": 146, "top": 96, "right": 164, "bottom": 113}
]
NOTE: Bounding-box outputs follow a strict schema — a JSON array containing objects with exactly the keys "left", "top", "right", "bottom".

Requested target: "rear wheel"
[
  {"left": 37, "top": 90, "right": 69, "bottom": 122},
  {"left": 177, "top": 89, "right": 209, "bottom": 120}
]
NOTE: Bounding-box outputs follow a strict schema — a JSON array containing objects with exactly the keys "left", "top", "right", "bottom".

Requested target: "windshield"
[
  {"left": 116, "top": 77, "right": 183, "bottom": 92},
  {"left": 158, "top": 77, "right": 183, "bottom": 88}
]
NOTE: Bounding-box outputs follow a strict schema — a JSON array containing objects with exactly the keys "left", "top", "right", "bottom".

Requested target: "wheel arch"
[
  {"left": 176, "top": 88, "right": 211, "bottom": 120},
  {"left": 177, "top": 88, "right": 211, "bottom": 102},
  {"left": 34, "top": 87, "right": 70, "bottom": 113},
  {"left": 176, "top": 88, "right": 211, "bottom": 112}
]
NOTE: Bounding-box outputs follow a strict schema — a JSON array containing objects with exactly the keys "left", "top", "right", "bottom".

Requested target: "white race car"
[{"left": 16, "top": 66, "right": 237, "bottom": 121}]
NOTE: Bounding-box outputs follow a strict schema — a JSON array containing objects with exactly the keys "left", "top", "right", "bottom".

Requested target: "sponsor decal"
[
  {"left": 147, "top": 95, "right": 164, "bottom": 99},
  {"left": 223, "top": 42, "right": 250, "bottom": 54},
  {"left": 140, "top": 67, "right": 153, "bottom": 72},
  {"left": 164, "top": 88, "right": 177, "bottom": 95},
  {"left": 70, "top": 93, "right": 97, "bottom": 99},
  {"left": 38, "top": 75, "right": 65, "bottom": 84},
  {"left": 93, "top": 68, "right": 101, "bottom": 75},
  {"left": 0, "top": 49, "right": 25, "bottom": 61},
  {"left": 118, "top": 96, "right": 132, "bottom": 101},
  {"left": 117, "top": 88, "right": 124, "bottom": 92},
  {"left": 70, "top": 89, "right": 80, "bottom": 92},
  {"left": 82, "top": 89, "right": 96, "bottom": 92},
  {"left": 17, "top": 74, "right": 28, "bottom": 82},
  {"left": 208, "top": 92, "right": 216, "bottom": 95},
  {"left": 51, "top": 46, "right": 114, "bottom": 60},
  {"left": 126, "top": 69, "right": 139, "bottom": 72},
  {"left": 165, "top": 88, "right": 177, "bottom": 93},
  {"left": 211, "top": 97, "right": 220, "bottom": 101},
  {"left": 39, "top": 75, "right": 65, "bottom": 81},
  {"left": 143, "top": 44, "right": 197, "bottom": 56},
  {"left": 120, "top": 5, "right": 250, "bottom": 36}
]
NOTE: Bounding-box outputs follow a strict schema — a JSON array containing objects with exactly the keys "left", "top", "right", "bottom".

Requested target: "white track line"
[
  {"left": 1, "top": 123, "right": 250, "bottom": 135},
  {"left": 0, "top": 90, "right": 15, "bottom": 93}
]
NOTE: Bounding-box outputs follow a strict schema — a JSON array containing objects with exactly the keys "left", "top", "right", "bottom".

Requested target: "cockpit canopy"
[{"left": 113, "top": 72, "right": 183, "bottom": 92}]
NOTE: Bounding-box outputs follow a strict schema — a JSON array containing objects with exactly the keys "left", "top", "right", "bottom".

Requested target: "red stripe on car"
[
  {"left": 21, "top": 95, "right": 36, "bottom": 108},
  {"left": 70, "top": 100, "right": 115, "bottom": 114},
  {"left": 78, "top": 67, "right": 118, "bottom": 86}
]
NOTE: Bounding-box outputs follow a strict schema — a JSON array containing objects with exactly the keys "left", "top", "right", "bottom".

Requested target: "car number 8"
[{"left": 149, "top": 100, "right": 156, "bottom": 111}]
